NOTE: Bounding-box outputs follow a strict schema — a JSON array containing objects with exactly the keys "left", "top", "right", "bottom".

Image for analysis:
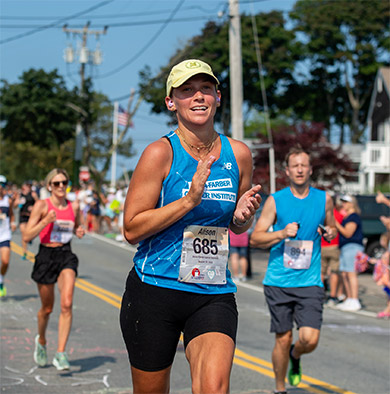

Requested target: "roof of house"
[
  {"left": 380, "top": 66, "right": 390, "bottom": 96},
  {"left": 366, "top": 66, "right": 390, "bottom": 124}
]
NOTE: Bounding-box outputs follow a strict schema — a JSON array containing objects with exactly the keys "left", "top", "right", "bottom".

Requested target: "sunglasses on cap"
[{"left": 51, "top": 180, "right": 69, "bottom": 187}]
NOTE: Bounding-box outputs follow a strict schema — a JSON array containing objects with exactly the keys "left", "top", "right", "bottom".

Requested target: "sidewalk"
[{"left": 245, "top": 248, "right": 387, "bottom": 317}]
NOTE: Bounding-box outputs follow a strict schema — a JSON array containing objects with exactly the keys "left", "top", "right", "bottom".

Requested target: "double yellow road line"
[
  {"left": 234, "top": 348, "right": 357, "bottom": 394},
  {"left": 10, "top": 241, "right": 357, "bottom": 394},
  {"left": 10, "top": 242, "right": 122, "bottom": 309}
]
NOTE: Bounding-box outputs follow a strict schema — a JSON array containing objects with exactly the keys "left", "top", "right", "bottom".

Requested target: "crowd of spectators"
[{"left": 2, "top": 179, "right": 128, "bottom": 241}]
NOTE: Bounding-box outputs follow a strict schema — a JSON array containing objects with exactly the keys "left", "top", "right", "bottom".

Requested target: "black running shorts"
[
  {"left": 264, "top": 285, "right": 324, "bottom": 333},
  {"left": 120, "top": 268, "right": 238, "bottom": 372},
  {"left": 31, "top": 243, "right": 78, "bottom": 284}
]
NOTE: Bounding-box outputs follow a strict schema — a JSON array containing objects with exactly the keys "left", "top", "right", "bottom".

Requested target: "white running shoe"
[
  {"left": 337, "top": 298, "right": 361, "bottom": 311},
  {"left": 33, "top": 335, "right": 47, "bottom": 367},
  {"left": 52, "top": 352, "right": 70, "bottom": 370}
]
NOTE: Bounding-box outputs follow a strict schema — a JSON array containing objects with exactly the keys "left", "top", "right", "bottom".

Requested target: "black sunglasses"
[{"left": 51, "top": 180, "right": 69, "bottom": 187}]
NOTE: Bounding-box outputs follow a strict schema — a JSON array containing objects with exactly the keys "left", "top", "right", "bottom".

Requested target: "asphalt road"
[{"left": 1, "top": 231, "right": 389, "bottom": 394}]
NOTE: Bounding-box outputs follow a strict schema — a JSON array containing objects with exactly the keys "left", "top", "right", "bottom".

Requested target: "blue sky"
[{"left": 0, "top": 0, "right": 296, "bottom": 178}]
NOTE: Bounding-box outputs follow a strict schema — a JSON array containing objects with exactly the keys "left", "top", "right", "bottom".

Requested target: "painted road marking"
[{"left": 10, "top": 240, "right": 359, "bottom": 394}]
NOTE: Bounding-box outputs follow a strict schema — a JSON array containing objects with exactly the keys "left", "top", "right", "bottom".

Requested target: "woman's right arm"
[
  {"left": 123, "top": 138, "right": 215, "bottom": 245},
  {"left": 23, "top": 200, "right": 53, "bottom": 242}
]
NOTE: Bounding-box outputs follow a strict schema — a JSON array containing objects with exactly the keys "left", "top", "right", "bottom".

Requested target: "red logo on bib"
[{"left": 192, "top": 268, "right": 200, "bottom": 278}]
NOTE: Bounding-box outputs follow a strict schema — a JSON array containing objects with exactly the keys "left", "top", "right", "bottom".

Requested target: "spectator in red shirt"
[{"left": 321, "top": 203, "right": 344, "bottom": 307}]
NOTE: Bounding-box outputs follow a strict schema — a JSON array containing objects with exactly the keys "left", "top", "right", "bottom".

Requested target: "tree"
[
  {"left": 0, "top": 139, "right": 74, "bottom": 185},
  {"left": 288, "top": 0, "right": 390, "bottom": 143},
  {"left": 139, "top": 3, "right": 389, "bottom": 143},
  {"left": 252, "top": 122, "right": 354, "bottom": 194},
  {"left": 1, "top": 70, "right": 135, "bottom": 186},
  {"left": 0, "top": 69, "right": 79, "bottom": 148},
  {"left": 139, "top": 11, "right": 299, "bottom": 134},
  {"left": 77, "top": 79, "right": 136, "bottom": 187}
]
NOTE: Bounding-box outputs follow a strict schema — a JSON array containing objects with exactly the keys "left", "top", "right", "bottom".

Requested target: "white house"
[{"left": 359, "top": 67, "right": 390, "bottom": 193}]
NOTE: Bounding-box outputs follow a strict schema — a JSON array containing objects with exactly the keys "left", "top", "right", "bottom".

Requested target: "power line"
[
  {"left": 0, "top": 0, "right": 114, "bottom": 45},
  {"left": 0, "top": 16, "right": 211, "bottom": 30},
  {"left": 0, "top": 3, "right": 225, "bottom": 21},
  {"left": 96, "top": 0, "right": 185, "bottom": 79}
]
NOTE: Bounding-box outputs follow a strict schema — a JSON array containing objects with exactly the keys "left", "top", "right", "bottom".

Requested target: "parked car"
[{"left": 356, "top": 194, "right": 389, "bottom": 257}]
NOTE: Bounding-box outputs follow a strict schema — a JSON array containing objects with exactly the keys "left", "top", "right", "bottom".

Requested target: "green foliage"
[
  {"left": 0, "top": 139, "right": 74, "bottom": 185},
  {"left": 0, "top": 69, "right": 79, "bottom": 148},
  {"left": 139, "top": 12, "right": 299, "bottom": 134},
  {"left": 288, "top": 0, "right": 390, "bottom": 142},
  {"left": 139, "top": 3, "right": 389, "bottom": 143},
  {"left": 252, "top": 122, "right": 354, "bottom": 194},
  {"left": 0, "top": 71, "right": 135, "bottom": 186},
  {"left": 375, "top": 183, "right": 390, "bottom": 194},
  {"left": 79, "top": 82, "right": 135, "bottom": 187},
  {"left": 245, "top": 110, "right": 291, "bottom": 139}
]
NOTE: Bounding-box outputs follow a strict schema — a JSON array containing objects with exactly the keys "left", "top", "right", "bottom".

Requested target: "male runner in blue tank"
[{"left": 250, "top": 145, "right": 337, "bottom": 394}]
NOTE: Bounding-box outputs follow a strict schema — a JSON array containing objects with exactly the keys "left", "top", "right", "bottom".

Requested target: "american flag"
[{"left": 118, "top": 106, "right": 131, "bottom": 127}]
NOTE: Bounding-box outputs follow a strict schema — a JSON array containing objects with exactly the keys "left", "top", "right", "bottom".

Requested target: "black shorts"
[
  {"left": 31, "top": 243, "right": 78, "bottom": 284},
  {"left": 264, "top": 285, "right": 324, "bottom": 334},
  {"left": 19, "top": 214, "right": 30, "bottom": 224},
  {"left": 120, "top": 268, "right": 238, "bottom": 372},
  {"left": 0, "top": 240, "right": 10, "bottom": 248}
]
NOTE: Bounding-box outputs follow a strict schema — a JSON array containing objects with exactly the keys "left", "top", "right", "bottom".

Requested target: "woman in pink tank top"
[{"left": 23, "top": 168, "right": 85, "bottom": 371}]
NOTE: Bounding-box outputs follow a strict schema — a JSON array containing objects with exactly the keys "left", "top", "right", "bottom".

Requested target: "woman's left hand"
[
  {"left": 75, "top": 225, "right": 85, "bottom": 239},
  {"left": 233, "top": 184, "right": 262, "bottom": 225}
]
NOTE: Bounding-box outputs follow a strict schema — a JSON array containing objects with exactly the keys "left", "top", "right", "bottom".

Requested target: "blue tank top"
[
  {"left": 263, "top": 187, "right": 325, "bottom": 288},
  {"left": 133, "top": 131, "right": 238, "bottom": 294}
]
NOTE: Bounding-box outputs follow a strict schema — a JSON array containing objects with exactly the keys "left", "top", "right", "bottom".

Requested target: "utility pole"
[
  {"left": 63, "top": 22, "right": 107, "bottom": 186},
  {"left": 229, "top": 0, "right": 244, "bottom": 141},
  {"left": 111, "top": 102, "right": 119, "bottom": 188},
  {"left": 250, "top": 12, "right": 276, "bottom": 194}
]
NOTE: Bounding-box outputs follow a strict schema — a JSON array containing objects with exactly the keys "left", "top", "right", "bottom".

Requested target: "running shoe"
[
  {"left": 324, "top": 297, "right": 338, "bottom": 307},
  {"left": 0, "top": 283, "right": 6, "bottom": 297},
  {"left": 337, "top": 298, "right": 361, "bottom": 311},
  {"left": 21, "top": 253, "right": 27, "bottom": 260},
  {"left": 52, "top": 352, "right": 70, "bottom": 370},
  {"left": 33, "top": 335, "right": 47, "bottom": 367},
  {"left": 288, "top": 345, "right": 302, "bottom": 386},
  {"left": 376, "top": 311, "right": 390, "bottom": 319}
]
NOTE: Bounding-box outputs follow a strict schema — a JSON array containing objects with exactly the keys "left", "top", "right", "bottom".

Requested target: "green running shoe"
[
  {"left": 0, "top": 284, "right": 7, "bottom": 297},
  {"left": 53, "top": 352, "right": 70, "bottom": 370},
  {"left": 288, "top": 345, "right": 302, "bottom": 386},
  {"left": 33, "top": 335, "right": 47, "bottom": 367}
]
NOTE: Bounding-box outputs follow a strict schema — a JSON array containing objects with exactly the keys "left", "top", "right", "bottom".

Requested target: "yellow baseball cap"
[{"left": 166, "top": 59, "right": 219, "bottom": 96}]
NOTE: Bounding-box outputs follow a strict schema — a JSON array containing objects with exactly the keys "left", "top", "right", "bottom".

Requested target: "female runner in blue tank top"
[{"left": 120, "top": 59, "right": 262, "bottom": 394}]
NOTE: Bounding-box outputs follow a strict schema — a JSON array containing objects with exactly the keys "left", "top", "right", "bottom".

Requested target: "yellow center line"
[
  {"left": 11, "top": 242, "right": 122, "bottom": 306},
  {"left": 75, "top": 281, "right": 122, "bottom": 309},
  {"left": 10, "top": 241, "right": 359, "bottom": 394},
  {"left": 76, "top": 278, "right": 122, "bottom": 301},
  {"left": 234, "top": 348, "right": 357, "bottom": 394}
]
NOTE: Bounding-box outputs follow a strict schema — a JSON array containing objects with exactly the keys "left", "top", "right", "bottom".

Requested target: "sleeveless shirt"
[
  {"left": 20, "top": 192, "right": 35, "bottom": 215},
  {"left": 263, "top": 187, "right": 326, "bottom": 288},
  {"left": 133, "top": 131, "right": 239, "bottom": 294},
  {"left": 40, "top": 199, "right": 75, "bottom": 244},
  {"left": 0, "top": 195, "right": 12, "bottom": 243}
]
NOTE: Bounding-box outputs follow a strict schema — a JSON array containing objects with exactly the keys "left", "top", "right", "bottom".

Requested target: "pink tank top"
[
  {"left": 39, "top": 198, "right": 75, "bottom": 244},
  {"left": 229, "top": 229, "right": 249, "bottom": 247}
]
